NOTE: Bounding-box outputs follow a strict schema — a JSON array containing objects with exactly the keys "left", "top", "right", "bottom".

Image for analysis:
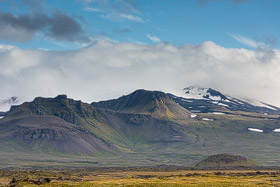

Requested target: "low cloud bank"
[{"left": 0, "top": 40, "right": 279, "bottom": 106}]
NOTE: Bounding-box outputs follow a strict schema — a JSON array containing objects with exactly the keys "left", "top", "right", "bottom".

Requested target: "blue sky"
[{"left": 0, "top": 0, "right": 279, "bottom": 50}]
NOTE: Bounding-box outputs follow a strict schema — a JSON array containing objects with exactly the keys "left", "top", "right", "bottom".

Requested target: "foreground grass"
[{"left": 1, "top": 169, "right": 280, "bottom": 186}]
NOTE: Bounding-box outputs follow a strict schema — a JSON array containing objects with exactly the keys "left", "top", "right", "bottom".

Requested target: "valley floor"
[{"left": 1, "top": 169, "right": 280, "bottom": 186}]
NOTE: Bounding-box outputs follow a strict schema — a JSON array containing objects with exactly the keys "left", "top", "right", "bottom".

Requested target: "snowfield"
[{"left": 182, "top": 86, "right": 225, "bottom": 100}]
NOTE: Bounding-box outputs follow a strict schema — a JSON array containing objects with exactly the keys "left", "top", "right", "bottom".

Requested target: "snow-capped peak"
[
  {"left": 0, "top": 96, "right": 20, "bottom": 112},
  {"left": 182, "top": 86, "right": 228, "bottom": 101}
]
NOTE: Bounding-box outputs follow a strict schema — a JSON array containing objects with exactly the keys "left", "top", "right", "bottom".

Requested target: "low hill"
[
  {"left": 195, "top": 154, "right": 260, "bottom": 168},
  {"left": 92, "top": 89, "right": 192, "bottom": 119}
]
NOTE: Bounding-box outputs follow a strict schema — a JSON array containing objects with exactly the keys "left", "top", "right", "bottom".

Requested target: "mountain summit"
[
  {"left": 169, "top": 86, "right": 280, "bottom": 115},
  {"left": 183, "top": 86, "right": 228, "bottom": 101},
  {"left": 92, "top": 89, "right": 192, "bottom": 119}
]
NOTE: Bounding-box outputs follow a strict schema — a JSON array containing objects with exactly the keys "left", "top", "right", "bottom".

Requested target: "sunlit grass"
[{"left": 1, "top": 169, "right": 280, "bottom": 186}]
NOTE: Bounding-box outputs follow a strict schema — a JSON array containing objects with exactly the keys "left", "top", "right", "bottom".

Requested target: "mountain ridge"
[
  {"left": 0, "top": 88, "right": 280, "bottom": 168},
  {"left": 92, "top": 89, "right": 192, "bottom": 120}
]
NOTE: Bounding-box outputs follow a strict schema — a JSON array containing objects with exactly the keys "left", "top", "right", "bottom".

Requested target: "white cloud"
[
  {"left": 227, "top": 32, "right": 276, "bottom": 63},
  {"left": 0, "top": 44, "right": 16, "bottom": 52},
  {"left": 0, "top": 40, "right": 280, "bottom": 107},
  {"left": 146, "top": 34, "right": 161, "bottom": 43}
]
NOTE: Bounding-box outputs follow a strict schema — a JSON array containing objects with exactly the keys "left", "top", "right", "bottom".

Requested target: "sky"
[{"left": 0, "top": 0, "right": 280, "bottom": 106}]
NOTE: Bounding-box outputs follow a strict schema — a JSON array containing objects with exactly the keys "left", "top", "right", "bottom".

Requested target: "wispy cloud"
[
  {"left": 84, "top": 7, "right": 104, "bottom": 12},
  {"left": 146, "top": 34, "right": 160, "bottom": 43},
  {"left": 114, "top": 26, "right": 133, "bottom": 34},
  {"left": 226, "top": 33, "right": 264, "bottom": 48},
  {"left": 103, "top": 13, "right": 144, "bottom": 23},
  {"left": 118, "top": 13, "right": 144, "bottom": 23},
  {"left": 83, "top": 0, "right": 144, "bottom": 23},
  {"left": 196, "top": 0, "right": 252, "bottom": 5}
]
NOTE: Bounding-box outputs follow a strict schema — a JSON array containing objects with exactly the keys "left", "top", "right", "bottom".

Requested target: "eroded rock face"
[
  {"left": 126, "top": 115, "right": 149, "bottom": 125},
  {"left": 3, "top": 115, "right": 115, "bottom": 154},
  {"left": 13, "top": 127, "right": 62, "bottom": 141}
]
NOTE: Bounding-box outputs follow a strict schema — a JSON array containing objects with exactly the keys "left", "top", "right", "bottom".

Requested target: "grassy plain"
[{"left": 1, "top": 169, "right": 280, "bottom": 186}]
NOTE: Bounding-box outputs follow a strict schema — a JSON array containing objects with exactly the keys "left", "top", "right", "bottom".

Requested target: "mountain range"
[{"left": 0, "top": 86, "right": 280, "bottom": 168}]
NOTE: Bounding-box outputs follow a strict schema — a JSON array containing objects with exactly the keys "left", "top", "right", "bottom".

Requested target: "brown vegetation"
[{"left": 1, "top": 168, "right": 280, "bottom": 186}]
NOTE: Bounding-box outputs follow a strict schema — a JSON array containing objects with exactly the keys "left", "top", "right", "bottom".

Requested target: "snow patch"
[
  {"left": 248, "top": 128, "right": 263, "bottom": 133},
  {"left": 211, "top": 101, "right": 229, "bottom": 107},
  {"left": 202, "top": 118, "right": 213, "bottom": 121},
  {"left": 191, "top": 114, "right": 197, "bottom": 118},
  {"left": 209, "top": 112, "right": 225, "bottom": 115},
  {"left": 0, "top": 116, "right": 3, "bottom": 119},
  {"left": 217, "top": 103, "right": 229, "bottom": 107}
]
